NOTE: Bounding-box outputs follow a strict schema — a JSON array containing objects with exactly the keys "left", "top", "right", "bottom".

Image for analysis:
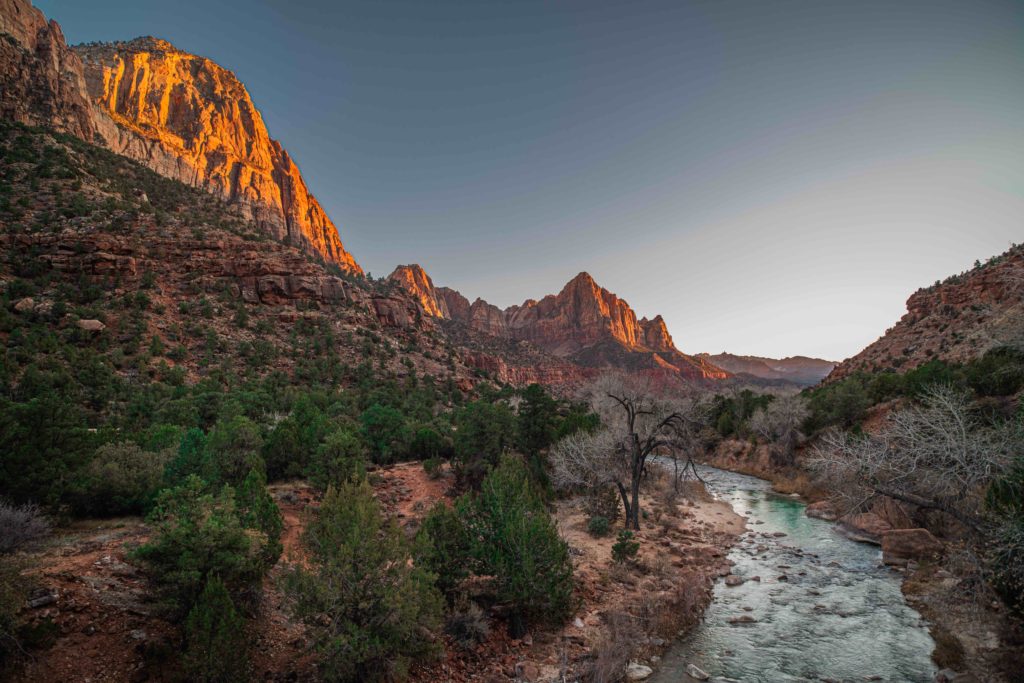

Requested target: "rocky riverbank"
[{"left": 700, "top": 440, "right": 1024, "bottom": 683}]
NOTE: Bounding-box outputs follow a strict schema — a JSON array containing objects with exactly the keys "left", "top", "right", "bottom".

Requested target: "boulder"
[
  {"left": 724, "top": 574, "right": 744, "bottom": 586},
  {"left": 685, "top": 663, "right": 710, "bottom": 680},
  {"left": 882, "top": 528, "right": 943, "bottom": 566},
  {"left": 805, "top": 500, "right": 838, "bottom": 521},
  {"left": 727, "top": 615, "right": 757, "bottom": 624},
  {"left": 76, "top": 319, "right": 106, "bottom": 332},
  {"left": 625, "top": 663, "right": 654, "bottom": 681},
  {"left": 14, "top": 297, "right": 35, "bottom": 313},
  {"left": 838, "top": 512, "right": 892, "bottom": 544}
]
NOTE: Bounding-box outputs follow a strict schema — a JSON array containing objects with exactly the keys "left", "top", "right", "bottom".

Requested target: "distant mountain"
[
  {"left": 697, "top": 352, "right": 835, "bottom": 387},
  {"left": 828, "top": 244, "right": 1024, "bottom": 381},
  {"left": 389, "top": 265, "right": 728, "bottom": 384},
  {"left": 0, "top": 0, "right": 360, "bottom": 272}
]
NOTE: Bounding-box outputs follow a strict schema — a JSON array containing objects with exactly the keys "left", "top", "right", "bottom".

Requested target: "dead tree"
[
  {"left": 748, "top": 393, "right": 810, "bottom": 467},
  {"left": 551, "top": 373, "right": 701, "bottom": 530}
]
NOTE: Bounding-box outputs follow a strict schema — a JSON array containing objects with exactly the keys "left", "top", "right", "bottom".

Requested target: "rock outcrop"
[
  {"left": 828, "top": 245, "right": 1024, "bottom": 381},
  {"left": 388, "top": 266, "right": 728, "bottom": 384},
  {"left": 389, "top": 264, "right": 449, "bottom": 318},
  {"left": 0, "top": 0, "right": 95, "bottom": 139},
  {"left": 72, "top": 37, "right": 360, "bottom": 273}
]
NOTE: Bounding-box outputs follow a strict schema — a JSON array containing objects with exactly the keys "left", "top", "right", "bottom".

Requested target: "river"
[{"left": 650, "top": 466, "right": 937, "bottom": 683}]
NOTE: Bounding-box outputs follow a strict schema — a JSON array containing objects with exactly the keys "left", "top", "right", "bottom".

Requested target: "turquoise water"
[{"left": 650, "top": 466, "right": 936, "bottom": 683}]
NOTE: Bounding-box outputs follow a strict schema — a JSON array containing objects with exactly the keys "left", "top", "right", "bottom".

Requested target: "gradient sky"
[{"left": 37, "top": 0, "right": 1024, "bottom": 360}]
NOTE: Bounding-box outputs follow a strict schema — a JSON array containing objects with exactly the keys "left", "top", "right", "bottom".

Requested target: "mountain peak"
[{"left": 388, "top": 265, "right": 448, "bottom": 318}]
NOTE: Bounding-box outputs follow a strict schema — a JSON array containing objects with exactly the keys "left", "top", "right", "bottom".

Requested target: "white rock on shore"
[{"left": 625, "top": 662, "right": 654, "bottom": 680}]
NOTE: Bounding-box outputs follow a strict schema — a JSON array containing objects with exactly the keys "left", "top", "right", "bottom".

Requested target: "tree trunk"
[
  {"left": 616, "top": 481, "right": 632, "bottom": 526},
  {"left": 629, "top": 476, "right": 642, "bottom": 530}
]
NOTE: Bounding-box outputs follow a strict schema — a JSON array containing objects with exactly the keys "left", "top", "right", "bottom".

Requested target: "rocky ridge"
[
  {"left": 699, "top": 352, "right": 835, "bottom": 387},
  {"left": 389, "top": 265, "right": 728, "bottom": 384},
  {"left": 828, "top": 245, "right": 1024, "bottom": 381}
]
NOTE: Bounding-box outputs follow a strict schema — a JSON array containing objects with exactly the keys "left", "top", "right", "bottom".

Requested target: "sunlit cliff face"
[{"left": 74, "top": 37, "right": 361, "bottom": 273}]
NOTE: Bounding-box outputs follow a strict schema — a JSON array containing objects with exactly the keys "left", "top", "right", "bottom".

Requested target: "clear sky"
[{"left": 37, "top": 0, "right": 1024, "bottom": 361}]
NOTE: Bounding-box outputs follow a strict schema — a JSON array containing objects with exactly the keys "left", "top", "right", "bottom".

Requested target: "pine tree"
[{"left": 182, "top": 576, "right": 249, "bottom": 683}]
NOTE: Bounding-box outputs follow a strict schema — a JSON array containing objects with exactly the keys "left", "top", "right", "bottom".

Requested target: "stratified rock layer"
[{"left": 73, "top": 37, "right": 360, "bottom": 273}]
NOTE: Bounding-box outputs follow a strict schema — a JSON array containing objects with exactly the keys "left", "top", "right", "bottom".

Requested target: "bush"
[
  {"left": 967, "top": 347, "right": 1024, "bottom": 397},
  {"left": 611, "top": 530, "right": 639, "bottom": 564},
  {"left": 453, "top": 401, "right": 517, "bottom": 488},
  {"left": 0, "top": 562, "right": 23, "bottom": 663},
  {"left": 359, "top": 404, "right": 410, "bottom": 464},
  {"left": 584, "top": 485, "right": 621, "bottom": 524},
  {"left": 587, "top": 516, "right": 610, "bottom": 537},
  {"left": 236, "top": 468, "right": 283, "bottom": 567},
  {"left": 460, "top": 456, "right": 575, "bottom": 634},
  {"left": 410, "top": 427, "right": 451, "bottom": 462},
  {"left": 0, "top": 396, "right": 98, "bottom": 507},
  {"left": 0, "top": 499, "right": 50, "bottom": 554},
  {"left": 182, "top": 576, "right": 249, "bottom": 683},
  {"left": 415, "top": 501, "right": 471, "bottom": 602},
  {"left": 73, "top": 442, "right": 171, "bottom": 516},
  {"left": 261, "top": 397, "right": 329, "bottom": 481},
  {"left": 306, "top": 428, "right": 366, "bottom": 492},
  {"left": 445, "top": 599, "right": 490, "bottom": 651},
  {"left": 987, "top": 454, "right": 1024, "bottom": 615},
  {"left": 804, "top": 377, "right": 872, "bottom": 432},
  {"left": 205, "top": 416, "right": 264, "bottom": 487},
  {"left": 132, "top": 477, "right": 272, "bottom": 616},
  {"left": 422, "top": 456, "right": 443, "bottom": 479},
  {"left": 282, "top": 480, "right": 442, "bottom": 682},
  {"left": 164, "top": 428, "right": 209, "bottom": 488}
]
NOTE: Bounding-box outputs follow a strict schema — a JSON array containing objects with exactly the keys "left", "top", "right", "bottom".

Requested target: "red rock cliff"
[
  {"left": 0, "top": 0, "right": 95, "bottom": 139},
  {"left": 828, "top": 245, "right": 1024, "bottom": 381},
  {"left": 73, "top": 37, "right": 360, "bottom": 273},
  {"left": 389, "top": 264, "right": 449, "bottom": 318},
  {"left": 389, "top": 266, "right": 728, "bottom": 382}
]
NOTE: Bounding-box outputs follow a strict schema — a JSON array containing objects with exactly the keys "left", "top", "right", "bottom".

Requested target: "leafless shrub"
[
  {"left": 0, "top": 500, "right": 50, "bottom": 554},
  {"left": 583, "top": 611, "right": 633, "bottom": 683},
  {"left": 444, "top": 600, "right": 490, "bottom": 651},
  {"left": 748, "top": 394, "right": 810, "bottom": 466},
  {"left": 809, "top": 385, "right": 1015, "bottom": 530},
  {"left": 644, "top": 572, "right": 711, "bottom": 640}
]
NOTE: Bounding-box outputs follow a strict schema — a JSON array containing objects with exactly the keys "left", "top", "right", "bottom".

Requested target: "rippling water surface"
[{"left": 651, "top": 466, "right": 936, "bottom": 683}]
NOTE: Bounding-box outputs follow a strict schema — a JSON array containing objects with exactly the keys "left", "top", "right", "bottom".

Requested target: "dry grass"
[{"left": 583, "top": 611, "right": 633, "bottom": 683}]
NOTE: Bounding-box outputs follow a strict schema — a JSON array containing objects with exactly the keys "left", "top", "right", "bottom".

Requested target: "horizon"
[{"left": 36, "top": 0, "right": 1024, "bottom": 361}]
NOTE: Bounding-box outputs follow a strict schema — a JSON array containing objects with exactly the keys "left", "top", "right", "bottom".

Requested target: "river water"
[{"left": 650, "top": 466, "right": 937, "bottom": 683}]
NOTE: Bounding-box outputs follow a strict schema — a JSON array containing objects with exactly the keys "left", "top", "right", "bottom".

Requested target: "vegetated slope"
[
  {"left": 0, "top": 119, "right": 470, "bottom": 398},
  {"left": 698, "top": 352, "right": 835, "bottom": 387},
  {"left": 0, "top": 0, "right": 360, "bottom": 271},
  {"left": 389, "top": 264, "right": 729, "bottom": 386},
  {"left": 828, "top": 244, "right": 1024, "bottom": 382}
]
